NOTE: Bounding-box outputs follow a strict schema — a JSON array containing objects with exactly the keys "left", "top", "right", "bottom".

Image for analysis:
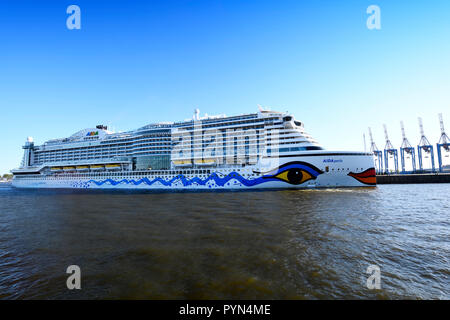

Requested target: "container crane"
[
  {"left": 383, "top": 124, "right": 398, "bottom": 174},
  {"left": 400, "top": 121, "right": 416, "bottom": 173},
  {"left": 437, "top": 113, "right": 450, "bottom": 172},
  {"left": 417, "top": 117, "right": 435, "bottom": 172},
  {"left": 368, "top": 127, "right": 383, "bottom": 173}
]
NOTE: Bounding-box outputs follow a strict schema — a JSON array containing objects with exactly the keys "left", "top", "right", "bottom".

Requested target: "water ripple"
[{"left": 0, "top": 184, "right": 449, "bottom": 299}]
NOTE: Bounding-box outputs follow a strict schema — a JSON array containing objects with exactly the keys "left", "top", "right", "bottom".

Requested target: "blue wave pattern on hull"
[
  {"left": 88, "top": 172, "right": 267, "bottom": 187},
  {"left": 86, "top": 162, "right": 324, "bottom": 188}
]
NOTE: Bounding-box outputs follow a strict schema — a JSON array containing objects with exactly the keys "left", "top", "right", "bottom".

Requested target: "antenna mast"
[{"left": 363, "top": 133, "right": 366, "bottom": 152}]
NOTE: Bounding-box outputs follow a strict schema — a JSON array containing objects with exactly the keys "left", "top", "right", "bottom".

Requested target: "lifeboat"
[
  {"left": 194, "top": 159, "right": 215, "bottom": 166},
  {"left": 63, "top": 166, "right": 76, "bottom": 171},
  {"left": 90, "top": 165, "right": 105, "bottom": 171},
  {"left": 50, "top": 167, "right": 62, "bottom": 172},
  {"left": 172, "top": 160, "right": 192, "bottom": 167},
  {"left": 105, "top": 164, "right": 121, "bottom": 170},
  {"left": 76, "top": 165, "right": 89, "bottom": 171}
]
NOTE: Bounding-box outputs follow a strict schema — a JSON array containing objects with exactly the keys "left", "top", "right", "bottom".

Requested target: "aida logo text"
[{"left": 323, "top": 159, "right": 343, "bottom": 163}]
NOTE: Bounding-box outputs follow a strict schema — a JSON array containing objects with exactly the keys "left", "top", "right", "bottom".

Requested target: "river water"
[{"left": 0, "top": 184, "right": 448, "bottom": 299}]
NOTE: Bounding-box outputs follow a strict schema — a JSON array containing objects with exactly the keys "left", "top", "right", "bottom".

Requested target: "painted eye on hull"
[
  {"left": 257, "top": 161, "right": 324, "bottom": 185},
  {"left": 275, "top": 168, "right": 314, "bottom": 185}
]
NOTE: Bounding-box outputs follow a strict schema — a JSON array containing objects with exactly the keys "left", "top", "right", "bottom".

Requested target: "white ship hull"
[{"left": 12, "top": 153, "right": 376, "bottom": 190}]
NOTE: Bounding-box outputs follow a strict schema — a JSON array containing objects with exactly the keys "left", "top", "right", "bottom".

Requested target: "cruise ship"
[{"left": 11, "top": 107, "right": 376, "bottom": 190}]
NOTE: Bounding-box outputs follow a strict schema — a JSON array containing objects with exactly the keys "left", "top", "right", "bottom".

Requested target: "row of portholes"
[{"left": 325, "top": 167, "right": 366, "bottom": 173}]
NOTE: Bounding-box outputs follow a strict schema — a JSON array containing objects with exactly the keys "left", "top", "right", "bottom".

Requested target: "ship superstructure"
[{"left": 12, "top": 107, "right": 376, "bottom": 189}]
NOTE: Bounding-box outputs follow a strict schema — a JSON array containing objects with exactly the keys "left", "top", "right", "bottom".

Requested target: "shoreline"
[{"left": 377, "top": 173, "right": 450, "bottom": 184}]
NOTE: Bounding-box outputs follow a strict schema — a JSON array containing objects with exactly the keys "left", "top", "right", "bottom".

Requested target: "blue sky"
[{"left": 1, "top": 0, "right": 449, "bottom": 174}]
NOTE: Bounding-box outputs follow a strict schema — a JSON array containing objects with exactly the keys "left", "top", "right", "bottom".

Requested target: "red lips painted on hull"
[{"left": 348, "top": 168, "right": 376, "bottom": 185}]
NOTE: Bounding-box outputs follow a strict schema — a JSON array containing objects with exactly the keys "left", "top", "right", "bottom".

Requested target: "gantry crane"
[
  {"left": 383, "top": 124, "right": 398, "bottom": 174},
  {"left": 400, "top": 121, "right": 416, "bottom": 173},
  {"left": 437, "top": 113, "right": 450, "bottom": 172},
  {"left": 417, "top": 117, "right": 435, "bottom": 172},
  {"left": 368, "top": 127, "right": 383, "bottom": 173}
]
